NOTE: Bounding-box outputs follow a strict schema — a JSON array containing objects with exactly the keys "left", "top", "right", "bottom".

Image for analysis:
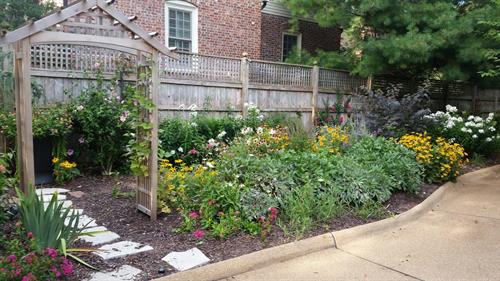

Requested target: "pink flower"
[
  {"left": 23, "top": 253, "right": 35, "bottom": 264},
  {"left": 61, "top": 257, "right": 74, "bottom": 276},
  {"left": 339, "top": 115, "right": 345, "bottom": 124},
  {"left": 6, "top": 255, "right": 16, "bottom": 263},
  {"left": 51, "top": 266, "right": 61, "bottom": 277},
  {"left": 78, "top": 137, "right": 85, "bottom": 144},
  {"left": 0, "top": 164, "right": 6, "bottom": 174},
  {"left": 67, "top": 149, "right": 74, "bottom": 156},
  {"left": 45, "top": 248, "right": 58, "bottom": 259},
  {"left": 189, "top": 211, "right": 200, "bottom": 219},
  {"left": 27, "top": 232, "right": 33, "bottom": 239},
  {"left": 21, "top": 273, "right": 35, "bottom": 281},
  {"left": 94, "top": 62, "right": 101, "bottom": 69},
  {"left": 188, "top": 149, "right": 199, "bottom": 155},
  {"left": 193, "top": 230, "right": 205, "bottom": 239}
]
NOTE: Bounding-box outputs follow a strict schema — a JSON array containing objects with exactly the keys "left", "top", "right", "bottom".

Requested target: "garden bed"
[{"left": 49, "top": 175, "right": 439, "bottom": 281}]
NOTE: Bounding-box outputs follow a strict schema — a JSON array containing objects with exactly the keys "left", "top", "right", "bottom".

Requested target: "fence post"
[
  {"left": 240, "top": 53, "right": 249, "bottom": 116},
  {"left": 311, "top": 64, "right": 319, "bottom": 125},
  {"left": 366, "top": 76, "right": 373, "bottom": 91}
]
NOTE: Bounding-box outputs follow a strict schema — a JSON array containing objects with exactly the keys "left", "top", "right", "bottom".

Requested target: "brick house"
[{"left": 62, "top": 0, "right": 341, "bottom": 61}]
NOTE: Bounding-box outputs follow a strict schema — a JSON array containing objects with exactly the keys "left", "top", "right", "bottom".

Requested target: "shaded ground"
[{"left": 36, "top": 154, "right": 500, "bottom": 280}]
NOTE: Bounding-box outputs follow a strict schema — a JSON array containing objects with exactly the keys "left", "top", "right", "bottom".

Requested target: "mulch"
[{"left": 35, "top": 154, "right": 500, "bottom": 280}]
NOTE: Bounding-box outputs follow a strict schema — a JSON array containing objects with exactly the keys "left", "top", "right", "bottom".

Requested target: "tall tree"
[
  {"left": 0, "top": 0, "right": 55, "bottom": 32},
  {"left": 286, "top": 0, "right": 500, "bottom": 83}
]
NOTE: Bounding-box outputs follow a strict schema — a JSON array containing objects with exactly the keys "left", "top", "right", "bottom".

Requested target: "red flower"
[
  {"left": 193, "top": 230, "right": 205, "bottom": 239},
  {"left": 21, "top": 273, "right": 35, "bottom": 281},
  {"left": 188, "top": 149, "right": 199, "bottom": 155},
  {"left": 339, "top": 115, "right": 345, "bottom": 124}
]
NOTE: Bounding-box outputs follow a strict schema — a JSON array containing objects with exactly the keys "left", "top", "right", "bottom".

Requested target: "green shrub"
[{"left": 346, "top": 136, "right": 423, "bottom": 193}]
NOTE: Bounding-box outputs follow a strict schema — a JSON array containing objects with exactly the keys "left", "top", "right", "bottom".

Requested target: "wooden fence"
[{"left": 1, "top": 46, "right": 499, "bottom": 130}]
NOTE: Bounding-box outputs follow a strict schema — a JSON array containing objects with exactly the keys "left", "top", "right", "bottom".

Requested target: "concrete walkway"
[{"left": 224, "top": 166, "right": 500, "bottom": 281}]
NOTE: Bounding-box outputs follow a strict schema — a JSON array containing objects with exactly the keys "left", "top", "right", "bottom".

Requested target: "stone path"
[{"left": 38, "top": 187, "right": 211, "bottom": 280}]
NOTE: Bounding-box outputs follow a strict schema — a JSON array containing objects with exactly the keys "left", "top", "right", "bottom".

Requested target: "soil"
[{"left": 26, "top": 154, "right": 500, "bottom": 280}]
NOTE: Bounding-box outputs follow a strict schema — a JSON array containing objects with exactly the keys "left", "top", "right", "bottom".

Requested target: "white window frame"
[
  {"left": 165, "top": 0, "right": 199, "bottom": 53},
  {"left": 281, "top": 32, "right": 302, "bottom": 61}
]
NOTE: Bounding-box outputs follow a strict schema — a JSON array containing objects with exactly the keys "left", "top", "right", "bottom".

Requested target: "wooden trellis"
[{"left": 0, "top": 0, "right": 176, "bottom": 220}]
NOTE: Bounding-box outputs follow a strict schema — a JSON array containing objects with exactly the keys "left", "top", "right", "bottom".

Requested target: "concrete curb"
[
  {"left": 154, "top": 233, "right": 335, "bottom": 281},
  {"left": 153, "top": 164, "right": 500, "bottom": 281}
]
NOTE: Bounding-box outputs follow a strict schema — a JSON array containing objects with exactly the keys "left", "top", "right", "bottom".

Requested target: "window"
[
  {"left": 165, "top": 1, "right": 198, "bottom": 53},
  {"left": 282, "top": 33, "right": 301, "bottom": 61}
]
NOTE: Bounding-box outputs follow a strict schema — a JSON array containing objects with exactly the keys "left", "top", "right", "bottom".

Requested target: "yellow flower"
[
  {"left": 174, "top": 159, "right": 183, "bottom": 164},
  {"left": 52, "top": 157, "right": 59, "bottom": 164}
]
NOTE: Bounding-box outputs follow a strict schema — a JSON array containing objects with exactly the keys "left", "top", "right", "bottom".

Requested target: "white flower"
[
  {"left": 486, "top": 137, "right": 492, "bottom": 142},
  {"left": 241, "top": 127, "right": 253, "bottom": 135},
  {"left": 76, "top": 105, "right": 84, "bottom": 111},
  {"left": 472, "top": 134, "right": 478, "bottom": 139},
  {"left": 467, "top": 129, "right": 473, "bottom": 133},
  {"left": 190, "top": 122, "right": 197, "bottom": 127},
  {"left": 217, "top": 131, "right": 227, "bottom": 139},
  {"left": 256, "top": 127, "right": 264, "bottom": 134},
  {"left": 478, "top": 129, "right": 485, "bottom": 134},
  {"left": 445, "top": 105, "right": 458, "bottom": 113},
  {"left": 445, "top": 121, "right": 455, "bottom": 129},
  {"left": 206, "top": 162, "right": 215, "bottom": 168},
  {"left": 178, "top": 147, "right": 183, "bottom": 153},
  {"left": 461, "top": 127, "right": 468, "bottom": 132},
  {"left": 450, "top": 138, "right": 456, "bottom": 142},
  {"left": 474, "top": 116, "right": 483, "bottom": 123},
  {"left": 269, "top": 129, "right": 277, "bottom": 135},
  {"left": 208, "top": 138, "right": 219, "bottom": 147},
  {"left": 234, "top": 115, "right": 243, "bottom": 120},
  {"left": 490, "top": 127, "right": 496, "bottom": 132},
  {"left": 170, "top": 150, "right": 175, "bottom": 155},
  {"left": 258, "top": 114, "right": 265, "bottom": 121},
  {"left": 465, "top": 121, "right": 474, "bottom": 127},
  {"left": 468, "top": 115, "right": 475, "bottom": 121}
]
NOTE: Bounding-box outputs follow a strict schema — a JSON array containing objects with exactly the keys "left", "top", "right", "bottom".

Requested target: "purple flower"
[
  {"left": 78, "top": 137, "right": 85, "bottom": 144},
  {"left": 45, "top": 248, "right": 58, "bottom": 259},
  {"left": 193, "top": 230, "right": 205, "bottom": 239},
  {"left": 67, "top": 149, "right": 74, "bottom": 156},
  {"left": 6, "top": 255, "right": 16, "bottom": 263},
  {"left": 50, "top": 266, "right": 61, "bottom": 277}
]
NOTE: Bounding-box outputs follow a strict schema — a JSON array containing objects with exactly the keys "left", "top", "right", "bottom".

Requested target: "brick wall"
[
  {"left": 261, "top": 13, "right": 342, "bottom": 62},
  {"left": 115, "top": 0, "right": 262, "bottom": 59}
]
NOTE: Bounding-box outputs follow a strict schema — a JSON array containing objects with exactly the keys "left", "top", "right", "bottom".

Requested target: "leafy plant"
[
  {"left": 52, "top": 157, "right": 80, "bottom": 185},
  {"left": 363, "top": 88, "right": 431, "bottom": 137},
  {"left": 71, "top": 68, "right": 131, "bottom": 174},
  {"left": 16, "top": 186, "right": 96, "bottom": 268}
]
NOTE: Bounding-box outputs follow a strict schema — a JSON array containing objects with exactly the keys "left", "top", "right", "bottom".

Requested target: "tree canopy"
[
  {"left": 286, "top": 0, "right": 500, "bottom": 83},
  {"left": 0, "top": 0, "right": 55, "bottom": 32}
]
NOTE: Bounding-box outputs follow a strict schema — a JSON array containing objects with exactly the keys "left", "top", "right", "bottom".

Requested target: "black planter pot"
[{"left": 34, "top": 137, "right": 54, "bottom": 185}]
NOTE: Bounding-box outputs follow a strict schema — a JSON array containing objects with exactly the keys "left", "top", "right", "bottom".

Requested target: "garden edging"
[{"left": 152, "top": 165, "right": 500, "bottom": 281}]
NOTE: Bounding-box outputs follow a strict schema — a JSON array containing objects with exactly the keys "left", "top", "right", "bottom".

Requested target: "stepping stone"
[
  {"left": 38, "top": 194, "right": 67, "bottom": 202},
  {"left": 44, "top": 200, "right": 72, "bottom": 210},
  {"left": 94, "top": 241, "right": 153, "bottom": 260},
  {"left": 84, "top": 265, "right": 142, "bottom": 281},
  {"left": 80, "top": 228, "right": 120, "bottom": 246},
  {"left": 36, "top": 188, "right": 70, "bottom": 195},
  {"left": 65, "top": 214, "right": 97, "bottom": 228},
  {"left": 162, "top": 248, "right": 210, "bottom": 271},
  {"left": 68, "top": 191, "right": 85, "bottom": 198},
  {"left": 82, "top": 226, "right": 107, "bottom": 234}
]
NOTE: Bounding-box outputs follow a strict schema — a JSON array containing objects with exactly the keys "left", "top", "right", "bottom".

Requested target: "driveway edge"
[{"left": 153, "top": 164, "right": 500, "bottom": 281}]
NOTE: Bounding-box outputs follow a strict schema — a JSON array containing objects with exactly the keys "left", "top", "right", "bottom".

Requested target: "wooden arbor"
[{"left": 0, "top": 0, "right": 176, "bottom": 220}]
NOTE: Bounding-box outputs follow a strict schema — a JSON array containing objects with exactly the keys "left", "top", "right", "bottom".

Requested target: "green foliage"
[
  {"left": 345, "top": 136, "right": 423, "bottom": 193},
  {"left": 0, "top": 0, "right": 55, "bottom": 32},
  {"left": 286, "top": 0, "right": 500, "bottom": 83},
  {"left": 285, "top": 49, "right": 356, "bottom": 71},
  {"left": 16, "top": 186, "right": 89, "bottom": 252},
  {"left": 354, "top": 201, "right": 392, "bottom": 220},
  {"left": 71, "top": 70, "right": 131, "bottom": 174},
  {"left": 32, "top": 106, "right": 73, "bottom": 139},
  {"left": 123, "top": 70, "right": 155, "bottom": 177},
  {"left": 0, "top": 152, "right": 15, "bottom": 222}
]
